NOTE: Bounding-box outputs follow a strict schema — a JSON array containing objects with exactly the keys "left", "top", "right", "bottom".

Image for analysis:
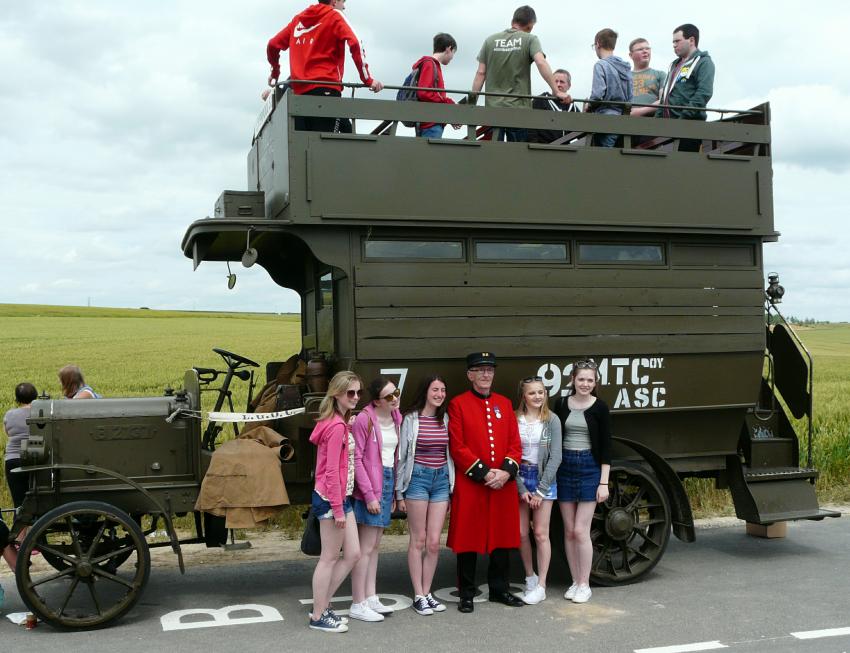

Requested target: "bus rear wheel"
[{"left": 590, "top": 463, "right": 671, "bottom": 586}]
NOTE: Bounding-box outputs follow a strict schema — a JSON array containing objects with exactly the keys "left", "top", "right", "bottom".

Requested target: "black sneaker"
[
  {"left": 425, "top": 593, "right": 446, "bottom": 613},
  {"left": 309, "top": 609, "right": 348, "bottom": 633},
  {"left": 412, "top": 595, "right": 434, "bottom": 615}
]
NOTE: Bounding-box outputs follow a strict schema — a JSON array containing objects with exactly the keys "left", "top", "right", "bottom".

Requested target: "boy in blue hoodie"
[{"left": 587, "top": 28, "right": 633, "bottom": 147}]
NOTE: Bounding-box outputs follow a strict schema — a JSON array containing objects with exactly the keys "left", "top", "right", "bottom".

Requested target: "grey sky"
[{"left": 2, "top": 1, "right": 848, "bottom": 320}]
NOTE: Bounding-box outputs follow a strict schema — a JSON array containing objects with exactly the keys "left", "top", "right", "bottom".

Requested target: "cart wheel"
[
  {"left": 589, "top": 463, "right": 671, "bottom": 586},
  {"left": 37, "top": 512, "right": 144, "bottom": 575},
  {"left": 16, "top": 501, "right": 151, "bottom": 629}
]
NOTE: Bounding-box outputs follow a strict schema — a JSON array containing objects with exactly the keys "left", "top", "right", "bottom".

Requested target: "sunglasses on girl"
[
  {"left": 574, "top": 360, "right": 598, "bottom": 369},
  {"left": 346, "top": 389, "right": 362, "bottom": 398},
  {"left": 521, "top": 375, "right": 543, "bottom": 383},
  {"left": 382, "top": 388, "right": 401, "bottom": 401}
]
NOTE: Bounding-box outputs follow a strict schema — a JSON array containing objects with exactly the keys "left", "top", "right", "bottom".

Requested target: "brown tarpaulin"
[{"left": 195, "top": 426, "right": 293, "bottom": 529}]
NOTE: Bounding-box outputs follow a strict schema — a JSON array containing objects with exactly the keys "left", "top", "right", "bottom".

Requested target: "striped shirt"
[{"left": 413, "top": 414, "right": 448, "bottom": 468}]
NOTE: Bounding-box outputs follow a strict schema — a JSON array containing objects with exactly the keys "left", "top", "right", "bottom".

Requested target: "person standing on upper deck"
[
  {"left": 410, "top": 33, "right": 459, "bottom": 139},
  {"left": 448, "top": 352, "right": 524, "bottom": 613},
  {"left": 656, "top": 23, "right": 714, "bottom": 121},
  {"left": 586, "top": 28, "right": 633, "bottom": 148},
  {"left": 266, "top": 0, "right": 383, "bottom": 133},
  {"left": 628, "top": 38, "right": 665, "bottom": 117},
  {"left": 471, "top": 5, "right": 570, "bottom": 142},
  {"left": 528, "top": 68, "right": 580, "bottom": 144}
]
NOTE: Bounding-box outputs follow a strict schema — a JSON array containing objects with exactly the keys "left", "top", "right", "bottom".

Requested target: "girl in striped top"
[{"left": 396, "top": 375, "right": 455, "bottom": 616}]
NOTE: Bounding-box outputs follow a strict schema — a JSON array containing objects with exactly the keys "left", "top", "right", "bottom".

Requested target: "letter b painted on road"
[{"left": 160, "top": 604, "right": 283, "bottom": 631}]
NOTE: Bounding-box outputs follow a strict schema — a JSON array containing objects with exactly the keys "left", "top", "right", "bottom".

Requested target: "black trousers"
[
  {"left": 293, "top": 87, "right": 353, "bottom": 134},
  {"left": 4, "top": 458, "right": 28, "bottom": 508},
  {"left": 456, "top": 548, "right": 511, "bottom": 599}
]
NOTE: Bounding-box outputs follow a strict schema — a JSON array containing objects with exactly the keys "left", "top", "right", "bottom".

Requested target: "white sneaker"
[
  {"left": 349, "top": 601, "right": 384, "bottom": 622},
  {"left": 524, "top": 574, "right": 539, "bottom": 592},
  {"left": 564, "top": 583, "right": 578, "bottom": 600},
  {"left": 366, "top": 595, "right": 393, "bottom": 615},
  {"left": 522, "top": 584, "right": 546, "bottom": 605},
  {"left": 572, "top": 585, "right": 592, "bottom": 604}
]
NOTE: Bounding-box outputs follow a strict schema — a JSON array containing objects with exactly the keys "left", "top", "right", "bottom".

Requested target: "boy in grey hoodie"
[{"left": 587, "top": 28, "right": 633, "bottom": 147}]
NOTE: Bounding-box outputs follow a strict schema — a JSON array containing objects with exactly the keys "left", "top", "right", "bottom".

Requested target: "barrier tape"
[{"left": 207, "top": 408, "right": 306, "bottom": 423}]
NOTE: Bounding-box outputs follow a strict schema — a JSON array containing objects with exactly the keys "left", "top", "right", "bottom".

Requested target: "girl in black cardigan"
[{"left": 554, "top": 360, "right": 611, "bottom": 605}]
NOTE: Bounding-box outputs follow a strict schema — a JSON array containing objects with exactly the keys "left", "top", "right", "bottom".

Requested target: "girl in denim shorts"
[
  {"left": 349, "top": 376, "right": 403, "bottom": 623},
  {"left": 307, "top": 371, "right": 363, "bottom": 633},
  {"left": 514, "top": 376, "right": 562, "bottom": 605},
  {"left": 396, "top": 375, "right": 454, "bottom": 616},
  {"left": 554, "top": 360, "right": 612, "bottom": 605}
]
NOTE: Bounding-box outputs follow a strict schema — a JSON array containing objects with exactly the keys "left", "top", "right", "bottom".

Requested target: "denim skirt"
[
  {"left": 353, "top": 466, "right": 394, "bottom": 528},
  {"left": 556, "top": 449, "right": 601, "bottom": 502}
]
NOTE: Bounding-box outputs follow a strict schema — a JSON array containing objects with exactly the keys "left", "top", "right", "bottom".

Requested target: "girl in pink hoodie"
[{"left": 307, "top": 370, "right": 363, "bottom": 633}]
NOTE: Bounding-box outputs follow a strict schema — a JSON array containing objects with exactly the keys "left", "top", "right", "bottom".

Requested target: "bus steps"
[{"left": 727, "top": 456, "right": 841, "bottom": 524}]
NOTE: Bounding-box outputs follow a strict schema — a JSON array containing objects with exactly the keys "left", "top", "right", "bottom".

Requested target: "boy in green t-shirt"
[
  {"left": 470, "top": 5, "right": 569, "bottom": 141},
  {"left": 628, "top": 38, "right": 665, "bottom": 117}
]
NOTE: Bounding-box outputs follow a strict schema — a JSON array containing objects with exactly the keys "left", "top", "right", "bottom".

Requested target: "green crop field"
[{"left": 1, "top": 304, "right": 848, "bottom": 532}]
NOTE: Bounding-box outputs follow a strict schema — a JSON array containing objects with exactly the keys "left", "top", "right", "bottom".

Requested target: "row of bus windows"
[
  {"left": 363, "top": 240, "right": 756, "bottom": 266},
  {"left": 363, "top": 240, "right": 664, "bottom": 264}
]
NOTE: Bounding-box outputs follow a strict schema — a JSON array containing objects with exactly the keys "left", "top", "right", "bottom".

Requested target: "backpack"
[{"left": 396, "top": 59, "right": 438, "bottom": 128}]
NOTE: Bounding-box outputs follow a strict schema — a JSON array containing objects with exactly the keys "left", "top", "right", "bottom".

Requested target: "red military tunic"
[{"left": 447, "top": 390, "right": 522, "bottom": 554}]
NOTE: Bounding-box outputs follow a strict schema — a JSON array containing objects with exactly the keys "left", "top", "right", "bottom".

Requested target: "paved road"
[{"left": 2, "top": 514, "right": 848, "bottom": 652}]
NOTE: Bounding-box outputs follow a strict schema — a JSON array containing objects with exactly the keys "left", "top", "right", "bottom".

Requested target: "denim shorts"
[
  {"left": 519, "top": 463, "right": 557, "bottom": 500},
  {"left": 403, "top": 463, "right": 450, "bottom": 503},
  {"left": 311, "top": 489, "right": 353, "bottom": 520},
  {"left": 353, "top": 466, "right": 394, "bottom": 528},
  {"left": 557, "top": 450, "right": 601, "bottom": 502}
]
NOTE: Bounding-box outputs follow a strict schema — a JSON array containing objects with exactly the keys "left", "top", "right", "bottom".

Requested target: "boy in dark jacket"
[
  {"left": 657, "top": 23, "right": 715, "bottom": 121},
  {"left": 587, "top": 28, "right": 633, "bottom": 147}
]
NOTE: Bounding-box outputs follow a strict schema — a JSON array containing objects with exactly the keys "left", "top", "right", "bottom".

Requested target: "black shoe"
[
  {"left": 488, "top": 591, "right": 525, "bottom": 607},
  {"left": 458, "top": 598, "right": 475, "bottom": 613}
]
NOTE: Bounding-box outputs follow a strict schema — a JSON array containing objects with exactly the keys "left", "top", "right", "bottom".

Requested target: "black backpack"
[{"left": 397, "top": 59, "right": 438, "bottom": 128}]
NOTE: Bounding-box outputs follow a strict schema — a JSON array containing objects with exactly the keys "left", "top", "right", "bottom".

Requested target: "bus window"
[
  {"left": 475, "top": 242, "right": 568, "bottom": 262},
  {"left": 578, "top": 243, "right": 664, "bottom": 264},
  {"left": 364, "top": 240, "right": 464, "bottom": 261}
]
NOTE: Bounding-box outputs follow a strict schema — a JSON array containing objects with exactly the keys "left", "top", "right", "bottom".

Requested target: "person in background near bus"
[
  {"left": 349, "top": 376, "right": 402, "bottom": 623},
  {"left": 514, "top": 376, "right": 562, "bottom": 604},
  {"left": 307, "top": 370, "right": 363, "bottom": 633},
  {"left": 4, "top": 382, "right": 38, "bottom": 511},
  {"left": 528, "top": 68, "right": 580, "bottom": 144},
  {"left": 396, "top": 375, "right": 453, "bottom": 616},
  {"left": 410, "top": 33, "right": 460, "bottom": 139},
  {"left": 586, "top": 28, "right": 633, "bottom": 147},
  {"left": 448, "top": 352, "right": 524, "bottom": 613},
  {"left": 58, "top": 365, "right": 100, "bottom": 399},
  {"left": 266, "top": 0, "right": 383, "bottom": 133},
  {"left": 471, "top": 5, "right": 570, "bottom": 142},
  {"left": 657, "top": 23, "right": 714, "bottom": 122},
  {"left": 554, "top": 360, "right": 611, "bottom": 604},
  {"left": 628, "top": 38, "right": 665, "bottom": 116}
]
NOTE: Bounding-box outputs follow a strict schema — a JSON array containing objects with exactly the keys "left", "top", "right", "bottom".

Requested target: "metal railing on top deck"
[{"left": 254, "top": 80, "right": 770, "bottom": 157}]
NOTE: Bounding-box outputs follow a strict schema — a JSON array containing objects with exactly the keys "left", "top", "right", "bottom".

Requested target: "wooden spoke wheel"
[
  {"left": 16, "top": 501, "right": 151, "bottom": 629},
  {"left": 590, "top": 463, "right": 671, "bottom": 586}
]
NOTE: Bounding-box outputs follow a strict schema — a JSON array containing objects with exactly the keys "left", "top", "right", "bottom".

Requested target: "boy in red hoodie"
[
  {"left": 410, "top": 33, "right": 458, "bottom": 138},
  {"left": 267, "top": 0, "right": 383, "bottom": 132}
]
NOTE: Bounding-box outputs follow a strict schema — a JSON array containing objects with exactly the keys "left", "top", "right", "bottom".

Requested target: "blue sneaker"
[{"left": 309, "top": 609, "right": 348, "bottom": 633}]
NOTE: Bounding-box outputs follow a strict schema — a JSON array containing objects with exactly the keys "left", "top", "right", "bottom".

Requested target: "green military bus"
[{"left": 182, "top": 87, "right": 838, "bottom": 586}]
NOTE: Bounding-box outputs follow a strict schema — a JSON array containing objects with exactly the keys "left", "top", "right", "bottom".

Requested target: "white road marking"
[
  {"left": 791, "top": 626, "right": 850, "bottom": 640},
  {"left": 634, "top": 642, "right": 728, "bottom": 653},
  {"left": 161, "top": 604, "right": 283, "bottom": 631}
]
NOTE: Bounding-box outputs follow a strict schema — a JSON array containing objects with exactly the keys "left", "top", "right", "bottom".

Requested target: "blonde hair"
[
  {"left": 58, "top": 364, "right": 85, "bottom": 398},
  {"left": 515, "top": 378, "right": 551, "bottom": 422},
  {"left": 317, "top": 371, "right": 362, "bottom": 422}
]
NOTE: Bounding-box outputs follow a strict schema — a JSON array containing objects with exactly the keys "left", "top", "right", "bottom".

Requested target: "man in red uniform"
[
  {"left": 448, "top": 352, "right": 524, "bottom": 613},
  {"left": 266, "top": 0, "right": 383, "bottom": 132}
]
